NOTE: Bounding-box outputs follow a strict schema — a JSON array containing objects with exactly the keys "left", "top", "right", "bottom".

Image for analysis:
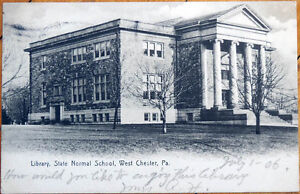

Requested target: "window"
[
  {"left": 76, "top": 115, "right": 80, "bottom": 122},
  {"left": 143, "top": 74, "right": 162, "bottom": 100},
  {"left": 149, "top": 43, "right": 155, "bottom": 57},
  {"left": 152, "top": 113, "right": 158, "bottom": 121},
  {"left": 156, "top": 43, "right": 163, "bottom": 58},
  {"left": 92, "top": 114, "right": 97, "bottom": 122},
  {"left": 252, "top": 54, "right": 258, "bottom": 67},
  {"left": 99, "top": 113, "right": 103, "bottom": 122},
  {"left": 72, "top": 47, "right": 86, "bottom": 63},
  {"left": 143, "top": 41, "right": 163, "bottom": 58},
  {"left": 143, "top": 42, "right": 148, "bottom": 56},
  {"left": 95, "top": 41, "right": 111, "bottom": 59},
  {"left": 144, "top": 113, "right": 150, "bottom": 121},
  {"left": 149, "top": 75, "right": 155, "bottom": 99},
  {"left": 94, "top": 74, "right": 110, "bottom": 101},
  {"left": 156, "top": 76, "right": 162, "bottom": 98},
  {"left": 53, "top": 86, "right": 62, "bottom": 96},
  {"left": 72, "top": 78, "right": 86, "bottom": 104},
  {"left": 221, "top": 70, "right": 229, "bottom": 80},
  {"left": 105, "top": 113, "right": 110, "bottom": 122},
  {"left": 70, "top": 115, "right": 74, "bottom": 123},
  {"left": 143, "top": 75, "right": 149, "bottom": 99},
  {"left": 81, "top": 114, "right": 85, "bottom": 122},
  {"left": 41, "top": 83, "right": 47, "bottom": 106},
  {"left": 160, "top": 113, "right": 164, "bottom": 121},
  {"left": 42, "top": 56, "right": 47, "bottom": 70}
]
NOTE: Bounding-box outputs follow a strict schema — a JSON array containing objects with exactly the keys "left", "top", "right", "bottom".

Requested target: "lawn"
[{"left": 1, "top": 124, "right": 298, "bottom": 156}]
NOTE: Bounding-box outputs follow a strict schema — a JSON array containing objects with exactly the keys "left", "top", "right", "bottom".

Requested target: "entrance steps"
[
  {"left": 265, "top": 109, "right": 298, "bottom": 125},
  {"left": 198, "top": 108, "right": 296, "bottom": 127}
]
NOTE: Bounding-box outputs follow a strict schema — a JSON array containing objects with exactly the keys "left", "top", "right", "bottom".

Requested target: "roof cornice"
[{"left": 25, "top": 19, "right": 176, "bottom": 52}]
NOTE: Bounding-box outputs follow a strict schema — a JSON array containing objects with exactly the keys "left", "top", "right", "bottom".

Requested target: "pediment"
[{"left": 218, "top": 5, "right": 270, "bottom": 31}]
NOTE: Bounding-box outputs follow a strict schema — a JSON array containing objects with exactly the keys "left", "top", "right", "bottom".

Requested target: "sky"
[{"left": 2, "top": 2, "right": 298, "bottom": 90}]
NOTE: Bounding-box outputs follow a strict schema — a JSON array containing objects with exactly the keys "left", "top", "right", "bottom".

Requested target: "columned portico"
[
  {"left": 199, "top": 39, "right": 268, "bottom": 111},
  {"left": 174, "top": 4, "right": 274, "bottom": 123},
  {"left": 229, "top": 41, "right": 239, "bottom": 109},
  {"left": 244, "top": 43, "right": 254, "bottom": 108},
  {"left": 212, "top": 39, "right": 223, "bottom": 108}
]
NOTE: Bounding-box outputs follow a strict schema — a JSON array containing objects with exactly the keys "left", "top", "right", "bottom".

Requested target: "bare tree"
[
  {"left": 267, "top": 88, "right": 297, "bottom": 113},
  {"left": 2, "top": 48, "right": 25, "bottom": 89},
  {"left": 2, "top": 84, "right": 30, "bottom": 124},
  {"left": 238, "top": 57, "right": 284, "bottom": 134},
  {"left": 2, "top": 106, "right": 12, "bottom": 124},
  {"left": 127, "top": 59, "right": 198, "bottom": 134},
  {"left": 110, "top": 33, "right": 127, "bottom": 130}
]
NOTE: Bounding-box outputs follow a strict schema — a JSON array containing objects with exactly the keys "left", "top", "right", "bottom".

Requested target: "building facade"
[{"left": 25, "top": 4, "right": 274, "bottom": 124}]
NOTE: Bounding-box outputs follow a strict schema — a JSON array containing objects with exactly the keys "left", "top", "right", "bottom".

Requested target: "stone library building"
[{"left": 25, "top": 4, "right": 275, "bottom": 125}]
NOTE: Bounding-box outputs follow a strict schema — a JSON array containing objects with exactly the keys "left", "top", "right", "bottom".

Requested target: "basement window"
[
  {"left": 152, "top": 113, "right": 158, "bottom": 121},
  {"left": 70, "top": 115, "right": 74, "bottom": 123},
  {"left": 81, "top": 114, "right": 85, "bottom": 122},
  {"left": 144, "top": 113, "right": 150, "bottom": 121},
  {"left": 92, "top": 114, "right": 97, "bottom": 122},
  {"left": 105, "top": 113, "right": 110, "bottom": 122},
  {"left": 99, "top": 113, "right": 103, "bottom": 122}
]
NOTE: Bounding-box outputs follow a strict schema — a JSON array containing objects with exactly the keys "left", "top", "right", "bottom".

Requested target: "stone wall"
[
  {"left": 29, "top": 31, "right": 121, "bottom": 122},
  {"left": 176, "top": 41, "right": 201, "bottom": 109}
]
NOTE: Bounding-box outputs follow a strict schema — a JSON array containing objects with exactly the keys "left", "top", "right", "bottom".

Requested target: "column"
[
  {"left": 229, "top": 41, "right": 239, "bottom": 109},
  {"left": 60, "top": 104, "right": 64, "bottom": 121},
  {"left": 213, "top": 39, "right": 223, "bottom": 108},
  {"left": 50, "top": 106, "right": 55, "bottom": 121},
  {"left": 244, "top": 43, "right": 254, "bottom": 108},
  {"left": 259, "top": 45, "right": 266, "bottom": 82},
  {"left": 200, "top": 43, "right": 207, "bottom": 109}
]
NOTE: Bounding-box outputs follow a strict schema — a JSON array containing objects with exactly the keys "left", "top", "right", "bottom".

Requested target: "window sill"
[
  {"left": 93, "top": 100, "right": 110, "bottom": 104},
  {"left": 71, "top": 102, "right": 86, "bottom": 105},
  {"left": 144, "top": 55, "right": 164, "bottom": 60},
  {"left": 93, "top": 56, "right": 110, "bottom": 61},
  {"left": 40, "top": 105, "right": 47, "bottom": 108},
  {"left": 71, "top": 60, "right": 86, "bottom": 65}
]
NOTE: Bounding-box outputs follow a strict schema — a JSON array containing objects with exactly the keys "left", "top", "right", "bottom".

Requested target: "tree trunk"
[
  {"left": 163, "top": 117, "right": 167, "bottom": 134},
  {"left": 255, "top": 113, "right": 261, "bottom": 135},
  {"left": 162, "top": 103, "right": 167, "bottom": 134},
  {"left": 113, "top": 105, "right": 118, "bottom": 130}
]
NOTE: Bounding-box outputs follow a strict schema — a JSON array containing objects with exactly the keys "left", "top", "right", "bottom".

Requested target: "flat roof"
[{"left": 25, "top": 19, "right": 176, "bottom": 52}]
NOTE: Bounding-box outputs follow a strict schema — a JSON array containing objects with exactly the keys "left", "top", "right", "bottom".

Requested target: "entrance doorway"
[
  {"left": 187, "top": 113, "right": 193, "bottom": 122},
  {"left": 55, "top": 105, "right": 61, "bottom": 122},
  {"left": 50, "top": 104, "right": 64, "bottom": 123},
  {"left": 222, "top": 90, "right": 230, "bottom": 109}
]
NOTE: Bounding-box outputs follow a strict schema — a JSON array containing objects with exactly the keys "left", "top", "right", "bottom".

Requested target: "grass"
[{"left": 1, "top": 124, "right": 298, "bottom": 157}]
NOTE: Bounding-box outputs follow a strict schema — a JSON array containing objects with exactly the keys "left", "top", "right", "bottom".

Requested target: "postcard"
[{"left": 1, "top": 1, "right": 298, "bottom": 193}]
